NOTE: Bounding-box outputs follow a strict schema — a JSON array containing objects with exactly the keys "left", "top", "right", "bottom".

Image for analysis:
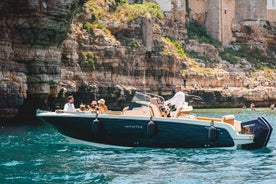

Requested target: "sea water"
[{"left": 0, "top": 108, "right": 276, "bottom": 184}]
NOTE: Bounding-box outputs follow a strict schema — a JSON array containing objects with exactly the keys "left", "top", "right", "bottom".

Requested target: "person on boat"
[
  {"left": 89, "top": 100, "right": 98, "bottom": 113},
  {"left": 63, "top": 95, "right": 76, "bottom": 112},
  {"left": 165, "top": 85, "right": 185, "bottom": 110},
  {"left": 250, "top": 103, "right": 255, "bottom": 111},
  {"left": 79, "top": 104, "right": 87, "bottom": 112},
  {"left": 98, "top": 98, "right": 108, "bottom": 114}
]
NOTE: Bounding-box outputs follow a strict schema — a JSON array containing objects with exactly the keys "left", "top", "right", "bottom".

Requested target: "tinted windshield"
[
  {"left": 132, "top": 92, "right": 164, "bottom": 103},
  {"left": 132, "top": 92, "right": 151, "bottom": 102}
]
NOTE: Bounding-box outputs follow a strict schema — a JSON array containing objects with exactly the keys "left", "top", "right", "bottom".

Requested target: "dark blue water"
[{"left": 1, "top": 109, "right": 276, "bottom": 184}]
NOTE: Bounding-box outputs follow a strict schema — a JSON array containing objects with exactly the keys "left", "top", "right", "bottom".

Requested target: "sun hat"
[{"left": 98, "top": 98, "right": 105, "bottom": 104}]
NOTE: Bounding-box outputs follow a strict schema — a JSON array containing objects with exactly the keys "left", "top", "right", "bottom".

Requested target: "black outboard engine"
[{"left": 241, "top": 116, "right": 273, "bottom": 149}]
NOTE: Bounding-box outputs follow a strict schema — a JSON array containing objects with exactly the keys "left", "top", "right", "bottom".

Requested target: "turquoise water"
[{"left": 0, "top": 109, "right": 276, "bottom": 184}]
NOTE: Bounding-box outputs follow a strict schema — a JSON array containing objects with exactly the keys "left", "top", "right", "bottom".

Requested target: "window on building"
[{"left": 268, "top": 0, "right": 276, "bottom": 8}]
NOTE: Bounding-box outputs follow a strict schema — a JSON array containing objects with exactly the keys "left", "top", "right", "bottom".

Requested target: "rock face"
[
  {"left": 0, "top": 0, "right": 84, "bottom": 121},
  {"left": 0, "top": 0, "right": 276, "bottom": 122},
  {"left": 187, "top": 87, "right": 276, "bottom": 108}
]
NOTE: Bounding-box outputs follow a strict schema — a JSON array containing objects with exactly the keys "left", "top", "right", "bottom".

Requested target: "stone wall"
[
  {"left": 235, "top": 0, "right": 267, "bottom": 22},
  {"left": 206, "top": 0, "right": 221, "bottom": 42},
  {"left": 142, "top": 16, "right": 153, "bottom": 52},
  {"left": 221, "top": 0, "right": 235, "bottom": 45},
  {"left": 188, "top": 0, "right": 206, "bottom": 24},
  {"left": 267, "top": 0, "right": 276, "bottom": 22},
  {"left": 154, "top": 0, "right": 173, "bottom": 11},
  {"left": 155, "top": 0, "right": 186, "bottom": 22},
  {"left": 158, "top": 0, "right": 187, "bottom": 39},
  {"left": 189, "top": 0, "right": 270, "bottom": 45},
  {"left": 267, "top": 9, "right": 276, "bottom": 21},
  {"left": 173, "top": 0, "right": 186, "bottom": 23}
]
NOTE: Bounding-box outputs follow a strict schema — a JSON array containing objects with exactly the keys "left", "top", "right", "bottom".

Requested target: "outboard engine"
[{"left": 241, "top": 116, "right": 273, "bottom": 149}]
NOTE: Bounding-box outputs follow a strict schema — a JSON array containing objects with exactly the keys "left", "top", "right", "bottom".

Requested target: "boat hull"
[
  {"left": 36, "top": 110, "right": 272, "bottom": 149},
  {"left": 47, "top": 117, "right": 234, "bottom": 148}
]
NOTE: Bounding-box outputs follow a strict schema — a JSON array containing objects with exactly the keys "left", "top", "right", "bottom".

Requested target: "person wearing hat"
[
  {"left": 63, "top": 95, "right": 76, "bottom": 112},
  {"left": 98, "top": 98, "right": 108, "bottom": 114},
  {"left": 165, "top": 85, "right": 185, "bottom": 109}
]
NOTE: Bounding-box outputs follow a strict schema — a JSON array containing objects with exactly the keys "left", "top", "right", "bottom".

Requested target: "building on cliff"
[
  {"left": 155, "top": 0, "right": 186, "bottom": 23},
  {"left": 190, "top": 0, "right": 271, "bottom": 46},
  {"left": 150, "top": 0, "right": 276, "bottom": 45},
  {"left": 267, "top": 0, "right": 276, "bottom": 21},
  {"left": 189, "top": 0, "right": 276, "bottom": 45}
]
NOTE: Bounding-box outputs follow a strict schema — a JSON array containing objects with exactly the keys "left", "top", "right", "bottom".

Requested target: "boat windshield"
[{"left": 128, "top": 91, "right": 165, "bottom": 110}]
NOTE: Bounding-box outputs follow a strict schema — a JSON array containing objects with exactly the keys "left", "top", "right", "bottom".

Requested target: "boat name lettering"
[{"left": 124, "top": 125, "right": 143, "bottom": 129}]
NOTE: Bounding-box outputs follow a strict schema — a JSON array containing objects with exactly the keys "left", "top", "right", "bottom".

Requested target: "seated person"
[
  {"left": 89, "top": 100, "right": 98, "bottom": 113},
  {"left": 98, "top": 98, "right": 108, "bottom": 114},
  {"left": 63, "top": 95, "right": 76, "bottom": 112},
  {"left": 270, "top": 103, "right": 274, "bottom": 110},
  {"left": 79, "top": 104, "right": 88, "bottom": 112},
  {"left": 165, "top": 85, "right": 185, "bottom": 110}
]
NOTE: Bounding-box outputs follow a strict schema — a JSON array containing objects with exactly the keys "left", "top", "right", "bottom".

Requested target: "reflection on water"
[{"left": 0, "top": 108, "right": 276, "bottom": 183}]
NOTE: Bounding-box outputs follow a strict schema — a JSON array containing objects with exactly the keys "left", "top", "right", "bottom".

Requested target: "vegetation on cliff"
[
  {"left": 68, "top": 0, "right": 276, "bottom": 94},
  {"left": 87, "top": 0, "right": 163, "bottom": 23},
  {"left": 186, "top": 20, "right": 276, "bottom": 70},
  {"left": 80, "top": 0, "right": 214, "bottom": 77},
  {"left": 82, "top": 0, "right": 275, "bottom": 77}
]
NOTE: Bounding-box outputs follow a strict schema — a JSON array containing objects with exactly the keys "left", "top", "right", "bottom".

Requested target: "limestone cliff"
[
  {"left": 0, "top": 0, "right": 85, "bottom": 120},
  {"left": 0, "top": 0, "right": 276, "bottom": 122}
]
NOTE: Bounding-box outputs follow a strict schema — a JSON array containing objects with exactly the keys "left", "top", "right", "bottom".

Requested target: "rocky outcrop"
[
  {"left": 233, "top": 20, "right": 276, "bottom": 47},
  {"left": 187, "top": 87, "right": 276, "bottom": 108},
  {"left": 0, "top": 0, "right": 85, "bottom": 121}
]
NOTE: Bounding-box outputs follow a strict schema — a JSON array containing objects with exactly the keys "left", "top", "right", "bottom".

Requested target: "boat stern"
[{"left": 241, "top": 116, "right": 273, "bottom": 149}]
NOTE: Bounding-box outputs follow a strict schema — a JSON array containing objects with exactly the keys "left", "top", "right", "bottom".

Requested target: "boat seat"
[
  {"left": 55, "top": 109, "right": 64, "bottom": 113},
  {"left": 223, "top": 115, "right": 243, "bottom": 132},
  {"left": 234, "top": 121, "right": 242, "bottom": 132},
  {"left": 149, "top": 104, "right": 162, "bottom": 117},
  {"left": 122, "top": 107, "right": 151, "bottom": 116},
  {"left": 222, "top": 115, "right": 235, "bottom": 125},
  {"left": 149, "top": 98, "right": 163, "bottom": 117},
  {"left": 174, "top": 105, "right": 193, "bottom": 118}
]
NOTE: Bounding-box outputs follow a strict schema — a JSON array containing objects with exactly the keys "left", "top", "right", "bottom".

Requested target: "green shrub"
[
  {"left": 115, "top": 0, "right": 127, "bottom": 6},
  {"left": 186, "top": 50, "right": 219, "bottom": 67},
  {"left": 236, "top": 44, "right": 264, "bottom": 68},
  {"left": 186, "top": 20, "right": 221, "bottom": 47},
  {"left": 116, "top": 2, "right": 163, "bottom": 21},
  {"left": 163, "top": 37, "right": 186, "bottom": 58},
  {"left": 86, "top": 53, "right": 96, "bottom": 64},
  {"left": 219, "top": 51, "right": 238, "bottom": 65},
  {"left": 185, "top": 0, "right": 191, "bottom": 16},
  {"left": 86, "top": 52, "right": 97, "bottom": 69},
  {"left": 83, "top": 22, "right": 94, "bottom": 35},
  {"left": 79, "top": 52, "right": 85, "bottom": 62}
]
